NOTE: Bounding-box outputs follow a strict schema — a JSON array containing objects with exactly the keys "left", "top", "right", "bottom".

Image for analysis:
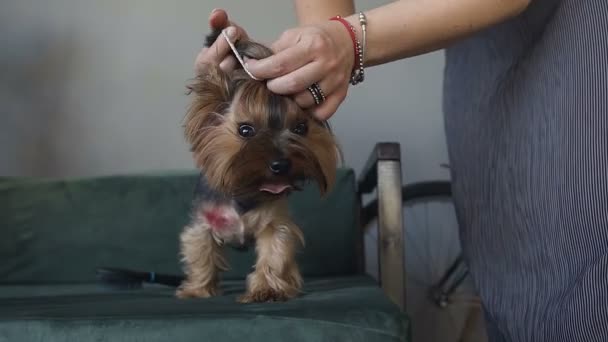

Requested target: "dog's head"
[{"left": 184, "top": 31, "right": 339, "bottom": 203}]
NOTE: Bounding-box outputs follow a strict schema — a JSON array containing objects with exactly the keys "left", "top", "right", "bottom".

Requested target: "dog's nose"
[{"left": 269, "top": 158, "right": 291, "bottom": 175}]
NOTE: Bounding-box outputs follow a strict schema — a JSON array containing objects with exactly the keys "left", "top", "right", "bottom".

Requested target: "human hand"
[
  {"left": 245, "top": 20, "right": 356, "bottom": 120},
  {"left": 194, "top": 9, "right": 249, "bottom": 74}
]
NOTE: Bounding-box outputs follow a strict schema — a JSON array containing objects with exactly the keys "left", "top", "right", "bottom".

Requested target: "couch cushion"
[
  {"left": 0, "top": 275, "right": 410, "bottom": 342},
  {"left": 0, "top": 169, "right": 359, "bottom": 284}
]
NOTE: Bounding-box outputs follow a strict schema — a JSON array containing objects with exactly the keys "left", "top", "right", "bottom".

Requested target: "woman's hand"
[
  {"left": 246, "top": 20, "right": 356, "bottom": 121},
  {"left": 194, "top": 9, "right": 249, "bottom": 74},
  {"left": 244, "top": 0, "right": 532, "bottom": 121}
]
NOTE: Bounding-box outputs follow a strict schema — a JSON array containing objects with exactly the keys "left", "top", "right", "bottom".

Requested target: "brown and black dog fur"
[{"left": 176, "top": 29, "right": 340, "bottom": 303}]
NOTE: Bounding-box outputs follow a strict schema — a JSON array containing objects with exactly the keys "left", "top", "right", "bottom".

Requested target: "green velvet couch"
[{"left": 0, "top": 143, "right": 410, "bottom": 342}]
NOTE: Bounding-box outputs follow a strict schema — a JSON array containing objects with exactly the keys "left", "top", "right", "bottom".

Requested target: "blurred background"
[
  {"left": 1, "top": 1, "right": 485, "bottom": 341},
  {"left": 0, "top": 0, "right": 448, "bottom": 183}
]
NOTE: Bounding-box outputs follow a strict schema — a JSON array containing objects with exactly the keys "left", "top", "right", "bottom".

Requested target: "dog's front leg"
[
  {"left": 238, "top": 221, "right": 304, "bottom": 303},
  {"left": 176, "top": 219, "right": 227, "bottom": 299}
]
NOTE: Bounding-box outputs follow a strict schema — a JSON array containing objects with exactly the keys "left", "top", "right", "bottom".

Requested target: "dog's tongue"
[{"left": 260, "top": 183, "right": 292, "bottom": 194}]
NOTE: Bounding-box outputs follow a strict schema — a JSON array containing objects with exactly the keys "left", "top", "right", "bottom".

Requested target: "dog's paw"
[
  {"left": 237, "top": 288, "right": 293, "bottom": 303},
  {"left": 175, "top": 285, "right": 218, "bottom": 299}
]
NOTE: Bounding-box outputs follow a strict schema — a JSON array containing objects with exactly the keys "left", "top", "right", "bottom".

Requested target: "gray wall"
[{"left": 0, "top": 0, "right": 449, "bottom": 184}]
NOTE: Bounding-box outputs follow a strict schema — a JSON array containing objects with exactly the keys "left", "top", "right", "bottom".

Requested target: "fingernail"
[
  {"left": 244, "top": 59, "right": 256, "bottom": 70},
  {"left": 224, "top": 26, "right": 236, "bottom": 39},
  {"left": 211, "top": 8, "right": 220, "bottom": 14}
]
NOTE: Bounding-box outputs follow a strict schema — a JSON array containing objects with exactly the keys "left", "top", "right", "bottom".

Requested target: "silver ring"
[{"left": 307, "top": 83, "right": 325, "bottom": 105}]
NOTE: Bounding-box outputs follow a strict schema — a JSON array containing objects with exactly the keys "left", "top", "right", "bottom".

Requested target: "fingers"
[
  {"left": 264, "top": 61, "right": 324, "bottom": 95},
  {"left": 194, "top": 10, "right": 346, "bottom": 122},
  {"left": 281, "top": 64, "right": 347, "bottom": 108},
  {"left": 208, "top": 9, "right": 248, "bottom": 40},
  {"left": 278, "top": 61, "right": 347, "bottom": 120},
  {"left": 270, "top": 29, "right": 300, "bottom": 53},
  {"left": 296, "top": 80, "right": 347, "bottom": 120},
  {"left": 294, "top": 84, "right": 324, "bottom": 109},
  {"left": 219, "top": 55, "right": 238, "bottom": 71},
  {"left": 245, "top": 43, "right": 313, "bottom": 80},
  {"left": 194, "top": 26, "right": 240, "bottom": 74},
  {"left": 310, "top": 86, "right": 348, "bottom": 121},
  {"left": 208, "top": 8, "right": 229, "bottom": 29},
  {"left": 193, "top": 9, "right": 251, "bottom": 74}
]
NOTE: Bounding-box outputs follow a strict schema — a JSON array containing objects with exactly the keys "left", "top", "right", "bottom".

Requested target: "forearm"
[
  {"left": 293, "top": 0, "right": 354, "bottom": 25},
  {"left": 341, "top": 0, "right": 531, "bottom": 67}
]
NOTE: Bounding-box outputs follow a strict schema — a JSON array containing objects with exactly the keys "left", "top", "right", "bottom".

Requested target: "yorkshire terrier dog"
[{"left": 175, "top": 29, "right": 340, "bottom": 303}]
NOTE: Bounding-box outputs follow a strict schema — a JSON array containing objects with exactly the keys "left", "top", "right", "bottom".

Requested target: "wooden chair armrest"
[{"left": 357, "top": 142, "right": 405, "bottom": 311}]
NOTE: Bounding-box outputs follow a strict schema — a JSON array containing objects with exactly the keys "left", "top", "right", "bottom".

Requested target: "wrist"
[
  {"left": 326, "top": 19, "right": 356, "bottom": 70},
  {"left": 328, "top": 14, "right": 366, "bottom": 85}
]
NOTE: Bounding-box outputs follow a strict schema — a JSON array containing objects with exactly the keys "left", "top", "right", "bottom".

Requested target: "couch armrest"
[{"left": 357, "top": 142, "right": 405, "bottom": 311}]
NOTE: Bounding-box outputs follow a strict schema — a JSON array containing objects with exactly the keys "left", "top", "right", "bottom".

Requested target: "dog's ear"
[{"left": 183, "top": 63, "right": 232, "bottom": 147}]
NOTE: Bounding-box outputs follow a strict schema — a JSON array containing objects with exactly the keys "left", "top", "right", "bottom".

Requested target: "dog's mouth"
[
  {"left": 259, "top": 182, "right": 293, "bottom": 195},
  {"left": 259, "top": 178, "right": 306, "bottom": 195}
]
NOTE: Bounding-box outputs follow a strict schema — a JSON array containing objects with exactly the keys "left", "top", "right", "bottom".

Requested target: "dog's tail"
[{"left": 95, "top": 267, "right": 184, "bottom": 289}]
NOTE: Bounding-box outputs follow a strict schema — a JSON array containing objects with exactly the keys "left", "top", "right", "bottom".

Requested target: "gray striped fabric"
[{"left": 442, "top": 0, "right": 607, "bottom": 341}]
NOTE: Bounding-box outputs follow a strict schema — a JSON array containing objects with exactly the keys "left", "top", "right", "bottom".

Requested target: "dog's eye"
[
  {"left": 238, "top": 124, "right": 256, "bottom": 138},
  {"left": 292, "top": 122, "right": 308, "bottom": 135}
]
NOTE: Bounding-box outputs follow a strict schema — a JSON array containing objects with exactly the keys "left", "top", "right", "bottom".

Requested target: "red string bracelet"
[
  {"left": 329, "top": 15, "right": 365, "bottom": 85},
  {"left": 329, "top": 15, "right": 360, "bottom": 71}
]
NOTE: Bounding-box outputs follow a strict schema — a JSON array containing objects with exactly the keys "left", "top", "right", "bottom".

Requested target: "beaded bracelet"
[
  {"left": 358, "top": 12, "right": 367, "bottom": 70},
  {"left": 329, "top": 13, "right": 367, "bottom": 85}
]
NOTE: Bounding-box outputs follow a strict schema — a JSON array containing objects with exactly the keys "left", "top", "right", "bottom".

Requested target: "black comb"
[{"left": 95, "top": 267, "right": 185, "bottom": 290}]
